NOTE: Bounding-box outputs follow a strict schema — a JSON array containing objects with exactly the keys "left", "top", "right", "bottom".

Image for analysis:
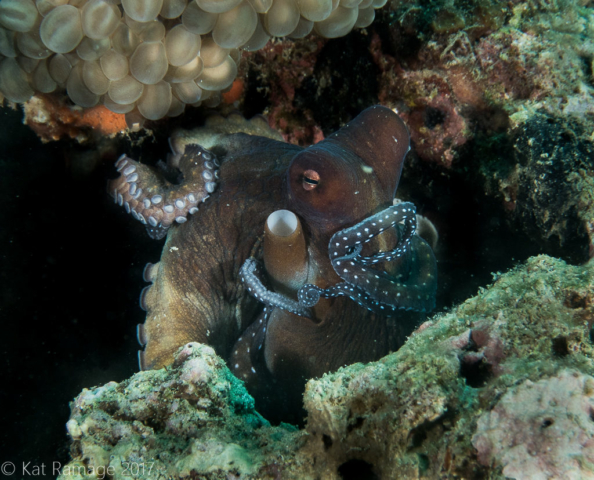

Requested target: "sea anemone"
[{"left": 0, "top": 0, "right": 386, "bottom": 121}]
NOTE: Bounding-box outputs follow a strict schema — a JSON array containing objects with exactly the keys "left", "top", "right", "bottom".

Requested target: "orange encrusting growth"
[
  {"left": 80, "top": 104, "right": 127, "bottom": 135},
  {"left": 24, "top": 94, "right": 127, "bottom": 142},
  {"left": 222, "top": 79, "right": 244, "bottom": 104}
]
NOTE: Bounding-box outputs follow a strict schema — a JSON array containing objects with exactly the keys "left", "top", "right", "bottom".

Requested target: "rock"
[
  {"left": 302, "top": 255, "right": 594, "bottom": 478},
  {"left": 473, "top": 370, "right": 594, "bottom": 480},
  {"left": 60, "top": 255, "right": 594, "bottom": 479},
  {"left": 57, "top": 343, "right": 305, "bottom": 479},
  {"left": 481, "top": 114, "right": 594, "bottom": 264}
]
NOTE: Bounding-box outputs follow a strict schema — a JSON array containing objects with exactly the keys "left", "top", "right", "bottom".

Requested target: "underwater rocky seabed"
[
  {"left": 2, "top": 0, "right": 594, "bottom": 479},
  {"left": 55, "top": 256, "right": 594, "bottom": 479}
]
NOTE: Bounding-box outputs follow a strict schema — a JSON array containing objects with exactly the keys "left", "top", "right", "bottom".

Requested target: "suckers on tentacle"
[{"left": 108, "top": 144, "right": 219, "bottom": 239}]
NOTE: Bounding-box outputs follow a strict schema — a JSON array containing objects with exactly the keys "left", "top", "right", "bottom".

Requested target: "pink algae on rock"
[{"left": 473, "top": 370, "right": 594, "bottom": 480}]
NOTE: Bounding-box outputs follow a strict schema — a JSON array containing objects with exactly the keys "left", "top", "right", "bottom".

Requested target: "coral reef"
[
  {"left": 374, "top": 0, "right": 594, "bottom": 167},
  {"left": 60, "top": 254, "right": 594, "bottom": 478},
  {"left": 479, "top": 113, "right": 594, "bottom": 264},
  {"left": 240, "top": 0, "right": 594, "bottom": 156},
  {"left": 7, "top": 0, "right": 593, "bottom": 154},
  {"left": 57, "top": 343, "right": 304, "bottom": 479},
  {"left": 5, "top": 0, "right": 593, "bottom": 473},
  {"left": 0, "top": 0, "right": 386, "bottom": 122}
]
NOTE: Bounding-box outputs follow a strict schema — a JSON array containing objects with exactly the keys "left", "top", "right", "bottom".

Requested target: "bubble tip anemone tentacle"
[{"left": 0, "top": 0, "right": 387, "bottom": 120}]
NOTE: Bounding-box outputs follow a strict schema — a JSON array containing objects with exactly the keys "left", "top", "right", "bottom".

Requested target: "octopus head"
[{"left": 287, "top": 105, "right": 411, "bottom": 238}]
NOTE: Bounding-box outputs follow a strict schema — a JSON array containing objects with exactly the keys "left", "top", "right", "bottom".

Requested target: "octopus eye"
[{"left": 302, "top": 169, "right": 320, "bottom": 191}]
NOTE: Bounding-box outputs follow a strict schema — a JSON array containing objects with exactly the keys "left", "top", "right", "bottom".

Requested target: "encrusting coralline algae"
[
  {"left": 59, "top": 255, "right": 594, "bottom": 479},
  {"left": 60, "top": 343, "right": 302, "bottom": 479}
]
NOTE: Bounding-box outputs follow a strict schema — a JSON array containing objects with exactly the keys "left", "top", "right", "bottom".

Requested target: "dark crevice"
[
  {"left": 407, "top": 409, "right": 456, "bottom": 450},
  {"left": 243, "top": 67, "right": 269, "bottom": 118},
  {"left": 552, "top": 336, "right": 570, "bottom": 357},
  {"left": 541, "top": 418, "right": 554, "bottom": 428},
  {"left": 418, "top": 453, "right": 430, "bottom": 473},
  {"left": 424, "top": 107, "right": 447, "bottom": 129},
  {"left": 294, "top": 30, "right": 379, "bottom": 135},
  {"left": 346, "top": 416, "right": 365, "bottom": 433},
  {"left": 337, "top": 460, "right": 379, "bottom": 480},
  {"left": 565, "top": 291, "right": 588, "bottom": 309},
  {"left": 460, "top": 358, "right": 493, "bottom": 388},
  {"left": 580, "top": 55, "right": 593, "bottom": 86}
]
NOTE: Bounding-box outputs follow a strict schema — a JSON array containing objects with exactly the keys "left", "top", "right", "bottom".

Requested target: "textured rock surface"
[
  {"left": 378, "top": 0, "right": 594, "bottom": 167},
  {"left": 58, "top": 343, "right": 305, "bottom": 479},
  {"left": 301, "top": 255, "right": 594, "bottom": 478},
  {"left": 473, "top": 370, "right": 594, "bottom": 480},
  {"left": 61, "top": 255, "right": 594, "bottom": 479},
  {"left": 480, "top": 114, "right": 594, "bottom": 264},
  {"left": 243, "top": 0, "right": 594, "bottom": 155}
]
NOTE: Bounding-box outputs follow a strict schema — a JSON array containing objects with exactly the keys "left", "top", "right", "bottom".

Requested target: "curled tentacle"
[
  {"left": 297, "top": 284, "right": 323, "bottom": 308},
  {"left": 333, "top": 235, "right": 437, "bottom": 312},
  {"left": 109, "top": 144, "right": 219, "bottom": 239},
  {"left": 329, "top": 202, "right": 417, "bottom": 264},
  {"left": 240, "top": 257, "right": 312, "bottom": 318},
  {"left": 298, "top": 202, "right": 437, "bottom": 314}
]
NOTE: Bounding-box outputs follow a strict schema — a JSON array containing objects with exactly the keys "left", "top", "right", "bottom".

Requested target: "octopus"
[{"left": 109, "top": 105, "right": 437, "bottom": 420}]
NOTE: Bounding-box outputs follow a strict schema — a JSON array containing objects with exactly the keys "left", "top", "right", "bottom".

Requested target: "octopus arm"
[
  {"left": 298, "top": 203, "right": 437, "bottom": 314},
  {"left": 239, "top": 257, "right": 312, "bottom": 318},
  {"left": 329, "top": 202, "right": 417, "bottom": 264},
  {"left": 108, "top": 144, "right": 219, "bottom": 238},
  {"left": 228, "top": 307, "right": 271, "bottom": 389}
]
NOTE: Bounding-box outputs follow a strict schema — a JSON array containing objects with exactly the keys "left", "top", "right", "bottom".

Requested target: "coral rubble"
[{"left": 60, "top": 255, "right": 594, "bottom": 479}]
